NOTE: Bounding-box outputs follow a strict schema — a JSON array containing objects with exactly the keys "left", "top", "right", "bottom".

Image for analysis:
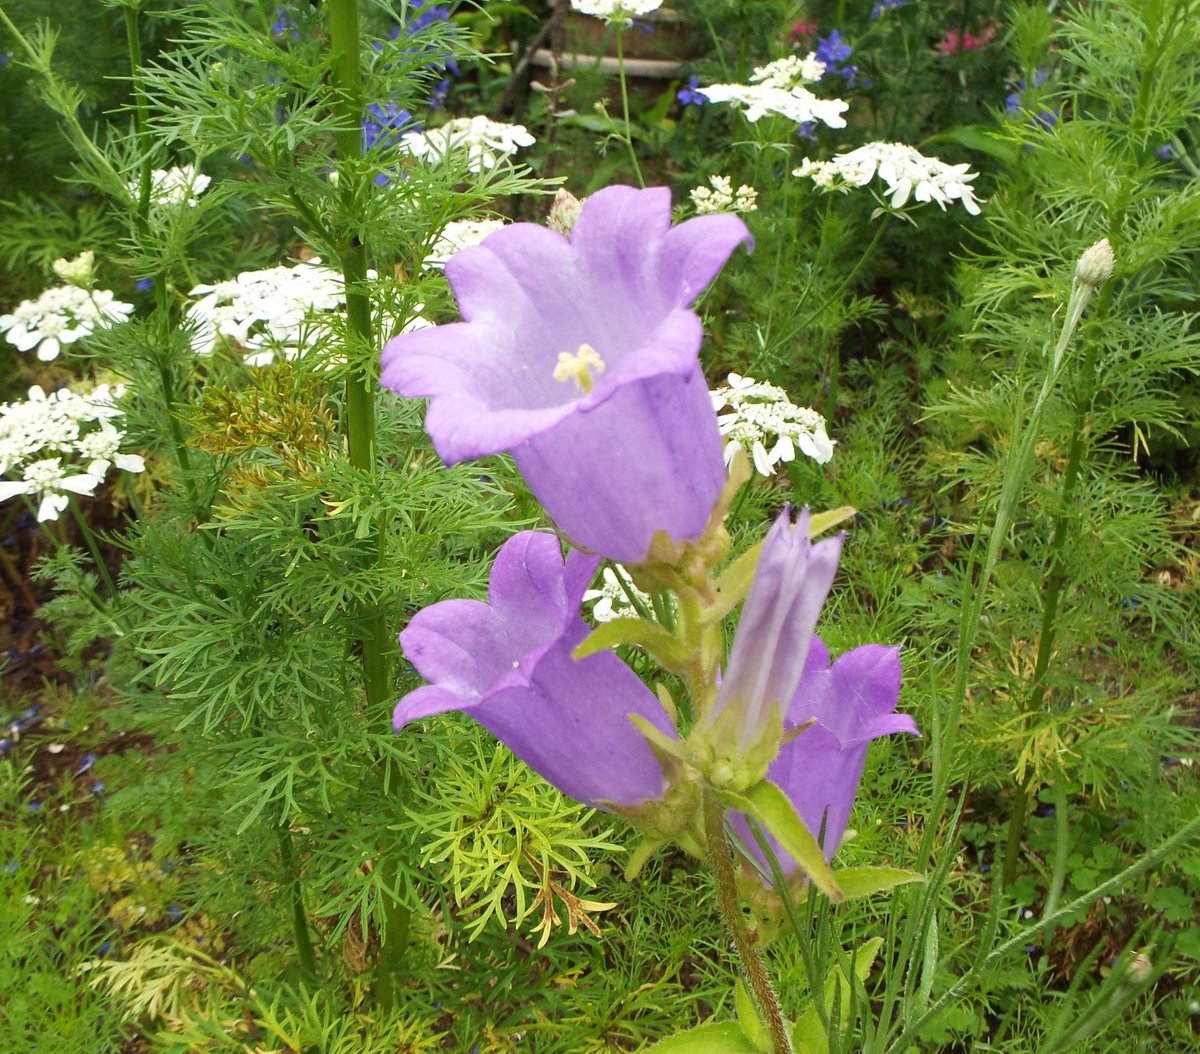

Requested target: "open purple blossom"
[
  {"left": 677, "top": 75, "right": 706, "bottom": 107},
  {"left": 394, "top": 531, "right": 678, "bottom": 808},
  {"left": 704, "top": 507, "right": 841, "bottom": 757},
  {"left": 381, "top": 185, "right": 752, "bottom": 564},
  {"left": 731, "top": 637, "right": 917, "bottom": 869}
]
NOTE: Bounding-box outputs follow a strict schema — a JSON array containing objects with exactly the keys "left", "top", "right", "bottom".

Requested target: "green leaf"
[
  {"left": 640, "top": 1021, "right": 760, "bottom": 1053},
  {"left": 726, "top": 781, "right": 841, "bottom": 901},
  {"left": 806, "top": 505, "right": 856, "bottom": 538},
  {"left": 734, "top": 981, "right": 770, "bottom": 1052},
  {"left": 922, "top": 124, "right": 1021, "bottom": 165},
  {"left": 834, "top": 866, "right": 924, "bottom": 900},
  {"left": 573, "top": 617, "right": 691, "bottom": 672},
  {"left": 792, "top": 937, "right": 884, "bottom": 1053}
]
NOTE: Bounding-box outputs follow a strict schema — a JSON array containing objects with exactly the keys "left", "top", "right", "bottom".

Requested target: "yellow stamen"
[{"left": 553, "top": 343, "right": 606, "bottom": 394}]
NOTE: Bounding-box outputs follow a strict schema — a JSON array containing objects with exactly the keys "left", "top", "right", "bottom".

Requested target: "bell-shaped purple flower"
[
  {"left": 731, "top": 638, "right": 918, "bottom": 870},
  {"left": 380, "top": 185, "right": 752, "bottom": 564},
  {"left": 705, "top": 507, "right": 842, "bottom": 760},
  {"left": 394, "top": 530, "right": 677, "bottom": 808}
]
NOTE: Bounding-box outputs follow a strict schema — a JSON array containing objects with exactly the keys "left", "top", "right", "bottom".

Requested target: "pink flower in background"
[{"left": 936, "top": 25, "right": 996, "bottom": 54}]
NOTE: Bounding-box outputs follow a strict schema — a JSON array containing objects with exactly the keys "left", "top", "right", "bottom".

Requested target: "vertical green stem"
[
  {"left": 703, "top": 790, "right": 794, "bottom": 1054},
  {"left": 67, "top": 496, "right": 116, "bottom": 598},
  {"left": 614, "top": 27, "right": 645, "bottom": 188},
  {"left": 122, "top": 6, "right": 153, "bottom": 217},
  {"left": 277, "top": 822, "right": 318, "bottom": 981},
  {"left": 327, "top": 0, "right": 410, "bottom": 994}
]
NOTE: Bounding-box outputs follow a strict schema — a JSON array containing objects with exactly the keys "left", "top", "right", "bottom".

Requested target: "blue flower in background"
[
  {"left": 362, "top": 102, "right": 418, "bottom": 153},
  {"left": 1156, "top": 142, "right": 1173, "bottom": 159},
  {"left": 815, "top": 30, "right": 857, "bottom": 85},
  {"left": 870, "top": 0, "right": 903, "bottom": 18},
  {"left": 677, "top": 75, "right": 706, "bottom": 107}
]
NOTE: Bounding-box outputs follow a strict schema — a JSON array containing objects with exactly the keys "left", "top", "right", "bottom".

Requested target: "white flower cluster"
[
  {"left": 690, "top": 175, "right": 758, "bottom": 215},
  {"left": 699, "top": 55, "right": 847, "bottom": 128},
  {"left": 0, "top": 285, "right": 134, "bottom": 362},
  {"left": 794, "top": 142, "right": 982, "bottom": 214},
  {"left": 399, "top": 116, "right": 535, "bottom": 173},
  {"left": 751, "top": 54, "right": 827, "bottom": 88},
  {"left": 51, "top": 251, "right": 96, "bottom": 288},
  {"left": 130, "top": 163, "right": 212, "bottom": 208},
  {"left": 185, "top": 260, "right": 349, "bottom": 365},
  {"left": 582, "top": 566, "right": 655, "bottom": 623},
  {"left": 570, "top": 0, "right": 663, "bottom": 21},
  {"left": 711, "top": 373, "right": 834, "bottom": 476},
  {"left": 423, "top": 218, "right": 507, "bottom": 270},
  {"left": 0, "top": 384, "right": 145, "bottom": 521}
]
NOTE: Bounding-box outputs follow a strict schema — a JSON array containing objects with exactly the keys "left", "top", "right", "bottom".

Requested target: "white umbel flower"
[
  {"left": 711, "top": 372, "right": 834, "bottom": 476},
  {"left": 750, "top": 54, "right": 826, "bottom": 88},
  {"left": 186, "top": 260, "right": 348, "bottom": 363},
  {"left": 698, "top": 81, "right": 848, "bottom": 128},
  {"left": 423, "top": 218, "right": 507, "bottom": 270},
  {"left": 571, "top": 0, "right": 662, "bottom": 19},
  {"left": 794, "top": 142, "right": 982, "bottom": 215},
  {"left": 399, "top": 116, "right": 535, "bottom": 173},
  {"left": 132, "top": 163, "right": 212, "bottom": 208},
  {"left": 690, "top": 175, "right": 758, "bottom": 215},
  {"left": 582, "top": 565, "right": 656, "bottom": 623},
  {"left": 0, "top": 285, "right": 134, "bottom": 362},
  {"left": 0, "top": 384, "right": 144, "bottom": 521}
]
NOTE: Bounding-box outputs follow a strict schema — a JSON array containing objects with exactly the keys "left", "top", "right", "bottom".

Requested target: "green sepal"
[
  {"left": 704, "top": 506, "right": 856, "bottom": 626},
  {"left": 792, "top": 937, "right": 884, "bottom": 1054},
  {"left": 723, "top": 780, "right": 841, "bottom": 902},
  {"left": 572, "top": 617, "right": 692, "bottom": 673},
  {"left": 833, "top": 866, "right": 924, "bottom": 900},
  {"left": 624, "top": 837, "right": 667, "bottom": 881},
  {"left": 734, "top": 981, "right": 771, "bottom": 1052},
  {"left": 704, "top": 540, "right": 762, "bottom": 625},
  {"left": 806, "top": 505, "right": 856, "bottom": 538},
  {"left": 639, "top": 1021, "right": 760, "bottom": 1053},
  {"left": 628, "top": 712, "right": 687, "bottom": 764}
]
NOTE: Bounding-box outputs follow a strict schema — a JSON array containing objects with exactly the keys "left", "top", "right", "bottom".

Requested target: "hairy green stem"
[{"left": 704, "top": 790, "right": 794, "bottom": 1054}]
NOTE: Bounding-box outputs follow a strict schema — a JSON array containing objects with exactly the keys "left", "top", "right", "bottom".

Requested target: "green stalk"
[
  {"left": 277, "top": 822, "right": 318, "bottom": 981},
  {"left": 327, "top": 0, "right": 410, "bottom": 993},
  {"left": 122, "top": 6, "right": 153, "bottom": 217},
  {"left": 704, "top": 790, "right": 794, "bottom": 1054},
  {"left": 613, "top": 26, "right": 645, "bottom": 188},
  {"left": 68, "top": 495, "right": 117, "bottom": 599}
]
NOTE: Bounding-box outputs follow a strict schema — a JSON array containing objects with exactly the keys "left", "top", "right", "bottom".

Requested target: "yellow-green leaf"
[{"left": 834, "top": 866, "right": 924, "bottom": 900}]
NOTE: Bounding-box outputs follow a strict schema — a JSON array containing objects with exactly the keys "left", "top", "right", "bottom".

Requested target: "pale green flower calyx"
[
  {"left": 51, "top": 251, "right": 95, "bottom": 289},
  {"left": 554, "top": 343, "right": 606, "bottom": 393}
]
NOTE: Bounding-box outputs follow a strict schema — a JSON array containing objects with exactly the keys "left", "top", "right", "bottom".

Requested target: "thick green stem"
[
  {"left": 122, "top": 6, "right": 153, "bottom": 217},
  {"left": 327, "top": 0, "right": 410, "bottom": 993},
  {"left": 703, "top": 790, "right": 794, "bottom": 1054}
]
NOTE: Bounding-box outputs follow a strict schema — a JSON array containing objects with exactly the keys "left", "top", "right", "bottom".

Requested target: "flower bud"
[
  {"left": 51, "top": 251, "right": 95, "bottom": 288},
  {"left": 1075, "top": 238, "right": 1114, "bottom": 287},
  {"left": 548, "top": 187, "right": 584, "bottom": 236}
]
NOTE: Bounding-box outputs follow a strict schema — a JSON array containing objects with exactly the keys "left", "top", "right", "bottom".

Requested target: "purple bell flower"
[
  {"left": 704, "top": 508, "right": 841, "bottom": 759},
  {"left": 380, "top": 185, "right": 752, "bottom": 563},
  {"left": 394, "top": 531, "right": 677, "bottom": 808},
  {"left": 731, "top": 638, "right": 918, "bottom": 869}
]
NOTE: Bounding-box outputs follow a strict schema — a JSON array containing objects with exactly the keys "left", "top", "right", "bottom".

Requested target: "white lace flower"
[
  {"left": 423, "top": 218, "right": 506, "bottom": 270},
  {"left": 0, "top": 285, "right": 134, "bottom": 362},
  {"left": 711, "top": 372, "right": 834, "bottom": 476},
  {"left": 794, "top": 142, "right": 982, "bottom": 214},
  {"left": 690, "top": 175, "right": 758, "bottom": 216},
  {"left": 186, "top": 260, "right": 348, "bottom": 363},
  {"left": 132, "top": 163, "right": 212, "bottom": 208},
  {"left": 582, "top": 566, "right": 656, "bottom": 623},
  {"left": 698, "top": 80, "right": 848, "bottom": 128},
  {"left": 51, "top": 251, "right": 96, "bottom": 288},
  {"left": 0, "top": 384, "right": 145, "bottom": 520},
  {"left": 750, "top": 54, "right": 826, "bottom": 89},
  {"left": 399, "top": 116, "right": 535, "bottom": 173},
  {"left": 0, "top": 457, "right": 104, "bottom": 521},
  {"left": 570, "top": 0, "right": 662, "bottom": 21}
]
